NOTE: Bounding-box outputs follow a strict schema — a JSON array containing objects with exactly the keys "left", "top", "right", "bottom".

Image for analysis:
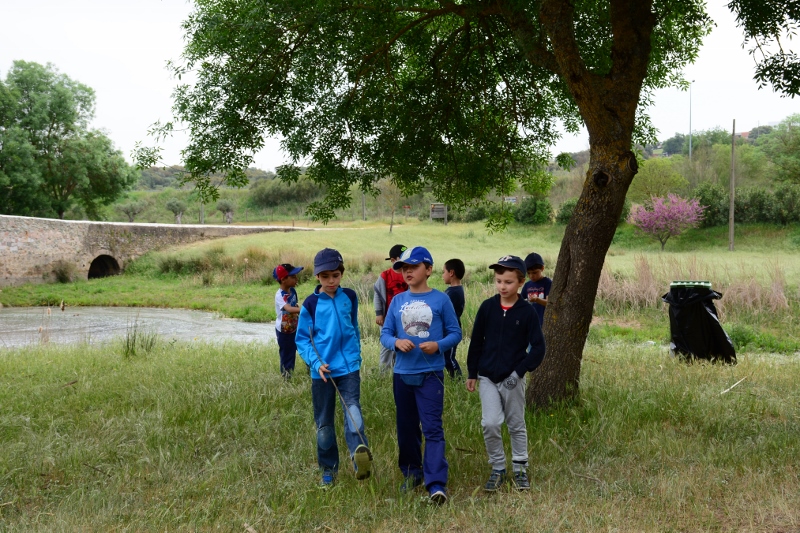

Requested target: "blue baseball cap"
[
  {"left": 524, "top": 252, "right": 545, "bottom": 270},
  {"left": 489, "top": 255, "right": 526, "bottom": 274},
  {"left": 313, "top": 248, "right": 344, "bottom": 275},
  {"left": 392, "top": 246, "right": 433, "bottom": 270},
  {"left": 272, "top": 263, "right": 303, "bottom": 282}
]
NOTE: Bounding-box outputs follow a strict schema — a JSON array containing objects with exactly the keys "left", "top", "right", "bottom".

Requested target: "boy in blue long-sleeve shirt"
[
  {"left": 380, "top": 246, "right": 462, "bottom": 505},
  {"left": 296, "top": 248, "right": 373, "bottom": 488}
]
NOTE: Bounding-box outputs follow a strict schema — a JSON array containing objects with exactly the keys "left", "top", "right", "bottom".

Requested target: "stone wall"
[{"left": 0, "top": 215, "right": 306, "bottom": 286}]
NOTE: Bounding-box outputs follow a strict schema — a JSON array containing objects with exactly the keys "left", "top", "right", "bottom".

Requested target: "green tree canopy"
[
  {"left": 0, "top": 61, "right": 137, "bottom": 218},
  {"left": 627, "top": 157, "right": 688, "bottom": 203},
  {"left": 149, "top": 0, "right": 800, "bottom": 406},
  {"left": 756, "top": 114, "right": 800, "bottom": 183}
]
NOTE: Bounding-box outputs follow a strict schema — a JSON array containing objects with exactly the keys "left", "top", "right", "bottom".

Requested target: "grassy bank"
[{"left": 1, "top": 338, "right": 798, "bottom": 531}]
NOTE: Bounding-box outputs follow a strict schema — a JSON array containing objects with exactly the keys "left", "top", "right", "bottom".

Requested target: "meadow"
[{"left": 1, "top": 220, "right": 799, "bottom": 530}]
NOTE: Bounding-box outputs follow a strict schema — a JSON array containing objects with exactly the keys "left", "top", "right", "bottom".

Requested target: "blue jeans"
[
  {"left": 275, "top": 330, "right": 296, "bottom": 374},
  {"left": 311, "top": 371, "right": 368, "bottom": 472},
  {"left": 393, "top": 371, "right": 448, "bottom": 490}
]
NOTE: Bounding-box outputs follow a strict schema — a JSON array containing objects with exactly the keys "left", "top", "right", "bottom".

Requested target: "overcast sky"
[{"left": 2, "top": 0, "right": 798, "bottom": 171}]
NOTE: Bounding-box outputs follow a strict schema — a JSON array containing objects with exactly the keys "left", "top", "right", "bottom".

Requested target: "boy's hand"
[
  {"left": 375, "top": 315, "right": 385, "bottom": 326},
  {"left": 395, "top": 339, "right": 415, "bottom": 352},
  {"left": 318, "top": 363, "right": 331, "bottom": 382},
  {"left": 419, "top": 341, "right": 439, "bottom": 354},
  {"left": 466, "top": 378, "right": 477, "bottom": 392}
]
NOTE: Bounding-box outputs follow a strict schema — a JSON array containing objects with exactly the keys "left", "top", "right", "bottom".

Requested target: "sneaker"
[
  {"left": 320, "top": 469, "right": 336, "bottom": 488},
  {"left": 513, "top": 470, "right": 531, "bottom": 490},
  {"left": 353, "top": 444, "right": 373, "bottom": 480},
  {"left": 429, "top": 485, "right": 448, "bottom": 505},
  {"left": 399, "top": 475, "right": 424, "bottom": 493},
  {"left": 484, "top": 469, "right": 506, "bottom": 492}
]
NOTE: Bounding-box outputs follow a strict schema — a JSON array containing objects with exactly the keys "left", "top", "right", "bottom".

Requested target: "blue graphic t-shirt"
[{"left": 380, "top": 289, "right": 462, "bottom": 374}]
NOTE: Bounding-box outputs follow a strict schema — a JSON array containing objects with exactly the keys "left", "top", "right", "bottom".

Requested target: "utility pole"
[
  {"left": 729, "top": 119, "right": 735, "bottom": 251},
  {"left": 689, "top": 80, "right": 695, "bottom": 161}
]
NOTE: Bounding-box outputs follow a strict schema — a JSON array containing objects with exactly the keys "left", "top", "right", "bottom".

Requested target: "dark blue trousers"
[
  {"left": 393, "top": 371, "right": 448, "bottom": 491},
  {"left": 275, "top": 329, "right": 296, "bottom": 374},
  {"left": 444, "top": 346, "right": 462, "bottom": 378}
]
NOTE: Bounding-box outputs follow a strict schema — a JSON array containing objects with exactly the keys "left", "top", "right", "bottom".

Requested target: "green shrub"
[
  {"left": 769, "top": 183, "right": 800, "bottom": 225},
  {"left": 52, "top": 260, "right": 77, "bottom": 283},
  {"left": 555, "top": 197, "right": 629, "bottom": 226},
  {"left": 556, "top": 198, "right": 578, "bottom": 224},
  {"left": 693, "top": 182, "right": 728, "bottom": 227},
  {"left": 249, "top": 177, "right": 324, "bottom": 208},
  {"left": 515, "top": 197, "right": 553, "bottom": 225},
  {"left": 734, "top": 187, "right": 773, "bottom": 224}
]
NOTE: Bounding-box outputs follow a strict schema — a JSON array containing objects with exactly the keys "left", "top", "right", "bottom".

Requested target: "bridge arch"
[{"left": 88, "top": 254, "right": 121, "bottom": 279}]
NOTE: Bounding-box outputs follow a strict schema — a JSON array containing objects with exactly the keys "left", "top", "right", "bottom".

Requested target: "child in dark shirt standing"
[
  {"left": 467, "top": 255, "right": 545, "bottom": 492},
  {"left": 442, "top": 258, "right": 465, "bottom": 379},
  {"left": 521, "top": 252, "right": 552, "bottom": 327}
]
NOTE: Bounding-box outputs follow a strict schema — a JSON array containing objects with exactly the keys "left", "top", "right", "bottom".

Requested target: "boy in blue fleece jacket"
[
  {"left": 466, "top": 255, "right": 545, "bottom": 492},
  {"left": 380, "top": 246, "right": 462, "bottom": 505},
  {"left": 296, "top": 248, "right": 373, "bottom": 487}
]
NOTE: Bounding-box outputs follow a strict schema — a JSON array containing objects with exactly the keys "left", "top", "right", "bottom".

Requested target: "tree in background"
[
  {"left": 757, "top": 114, "right": 800, "bottom": 183},
  {"left": 629, "top": 194, "right": 704, "bottom": 250},
  {"left": 216, "top": 199, "right": 235, "bottom": 224},
  {"left": 0, "top": 61, "right": 137, "bottom": 218},
  {"left": 627, "top": 157, "right": 688, "bottom": 203},
  {"left": 165, "top": 198, "right": 187, "bottom": 224},
  {"left": 376, "top": 178, "right": 403, "bottom": 233},
  {"left": 117, "top": 201, "right": 146, "bottom": 223},
  {"left": 661, "top": 133, "right": 686, "bottom": 156}
]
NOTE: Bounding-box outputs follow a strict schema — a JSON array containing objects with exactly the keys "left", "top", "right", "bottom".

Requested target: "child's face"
[
  {"left": 495, "top": 270, "right": 524, "bottom": 300},
  {"left": 442, "top": 266, "right": 453, "bottom": 285},
  {"left": 527, "top": 266, "right": 544, "bottom": 282},
  {"left": 282, "top": 274, "right": 298, "bottom": 288},
  {"left": 316, "top": 270, "right": 342, "bottom": 296},
  {"left": 401, "top": 263, "right": 431, "bottom": 289}
]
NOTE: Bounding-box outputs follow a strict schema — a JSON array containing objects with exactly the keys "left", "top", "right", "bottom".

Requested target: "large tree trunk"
[{"left": 526, "top": 0, "right": 654, "bottom": 407}]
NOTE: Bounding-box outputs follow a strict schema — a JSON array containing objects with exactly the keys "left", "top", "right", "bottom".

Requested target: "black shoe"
[
  {"left": 513, "top": 470, "right": 531, "bottom": 490},
  {"left": 484, "top": 469, "right": 506, "bottom": 492}
]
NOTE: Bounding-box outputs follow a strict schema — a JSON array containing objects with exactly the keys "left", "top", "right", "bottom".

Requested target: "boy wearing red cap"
[
  {"left": 273, "top": 262, "right": 304, "bottom": 380},
  {"left": 374, "top": 244, "right": 409, "bottom": 373}
]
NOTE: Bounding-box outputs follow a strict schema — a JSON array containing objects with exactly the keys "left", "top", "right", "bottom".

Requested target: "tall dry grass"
[{"left": 596, "top": 254, "right": 793, "bottom": 321}]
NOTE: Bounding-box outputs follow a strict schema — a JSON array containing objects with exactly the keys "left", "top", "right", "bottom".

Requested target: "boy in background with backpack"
[{"left": 374, "top": 244, "right": 409, "bottom": 373}]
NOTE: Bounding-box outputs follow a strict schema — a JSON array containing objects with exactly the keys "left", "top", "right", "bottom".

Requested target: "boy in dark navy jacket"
[{"left": 466, "top": 255, "right": 545, "bottom": 492}]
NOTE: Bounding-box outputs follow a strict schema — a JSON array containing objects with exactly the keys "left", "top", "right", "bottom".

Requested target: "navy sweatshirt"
[{"left": 467, "top": 294, "right": 546, "bottom": 383}]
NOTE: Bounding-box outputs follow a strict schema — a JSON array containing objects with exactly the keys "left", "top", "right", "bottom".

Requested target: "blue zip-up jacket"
[
  {"left": 296, "top": 285, "right": 361, "bottom": 379},
  {"left": 467, "top": 294, "right": 545, "bottom": 383},
  {"left": 380, "top": 289, "right": 462, "bottom": 374}
]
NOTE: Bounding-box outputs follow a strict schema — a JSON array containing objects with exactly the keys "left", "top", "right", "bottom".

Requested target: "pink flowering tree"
[{"left": 629, "top": 194, "right": 705, "bottom": 250}]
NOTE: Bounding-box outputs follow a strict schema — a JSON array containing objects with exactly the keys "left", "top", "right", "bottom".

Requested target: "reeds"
[{"left": 596, "top": 254, "right": 793, "bottom": 322}]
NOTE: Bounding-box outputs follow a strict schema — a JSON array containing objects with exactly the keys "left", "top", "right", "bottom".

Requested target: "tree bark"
[{"left": 526, "top": 0, "right": 654, "bottom": 407}]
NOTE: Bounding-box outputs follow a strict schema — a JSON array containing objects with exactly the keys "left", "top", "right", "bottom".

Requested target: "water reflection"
[{"left": 0, "top": 307, "right": 276, "bottom": 348}]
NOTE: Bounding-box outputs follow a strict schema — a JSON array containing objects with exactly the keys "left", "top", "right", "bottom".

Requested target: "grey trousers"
[
  {"left": 478, "top": 373, "right": 529, "bottom": 472},
  {"left": 379, "top": 345, "right": 395, "bottom": 372}
]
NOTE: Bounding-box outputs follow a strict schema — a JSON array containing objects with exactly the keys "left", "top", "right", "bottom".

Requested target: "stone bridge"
[{"left": 0, "top": 215, "right": 308, "bottom": 286}]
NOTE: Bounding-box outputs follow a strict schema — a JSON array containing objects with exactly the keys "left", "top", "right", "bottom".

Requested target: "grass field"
[
  {"left": 1, "top": 338, "right": 798, "bottom": 531},
  {"left": 1, "top": 220, "right": 799, "bottom": 530}
]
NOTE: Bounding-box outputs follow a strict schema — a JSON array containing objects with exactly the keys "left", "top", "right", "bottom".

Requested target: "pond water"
[{"left": 0, "top": 306, "right": 276, "bottom": 348}]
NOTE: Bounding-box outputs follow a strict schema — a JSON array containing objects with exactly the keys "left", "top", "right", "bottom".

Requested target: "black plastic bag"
[{"left": 661, "top": 285, "right": 736, "bottom": 364}]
